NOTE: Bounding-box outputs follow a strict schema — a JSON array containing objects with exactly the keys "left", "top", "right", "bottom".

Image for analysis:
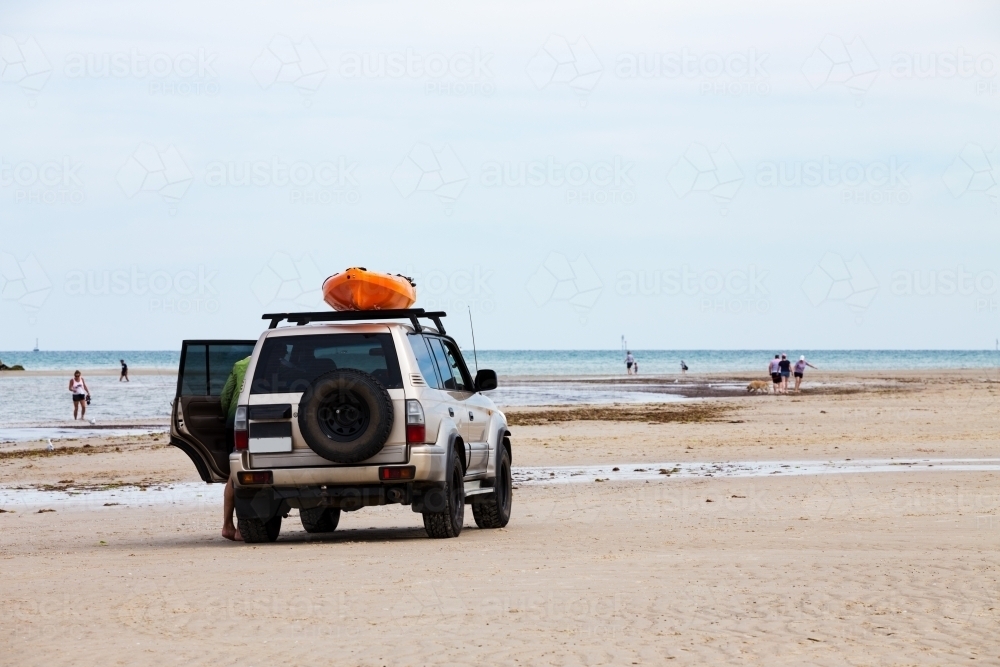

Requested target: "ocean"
[
  {"left": 1, "top": 349, "right": 998, "bottom": 438},
  {"left": 3, "top": 349, "right": 1000, "bottom": 374}
]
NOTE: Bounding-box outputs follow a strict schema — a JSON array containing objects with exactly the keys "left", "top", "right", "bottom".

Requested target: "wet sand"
[{"left": 1, "top": 370, "right": 998, "bottom": 665}]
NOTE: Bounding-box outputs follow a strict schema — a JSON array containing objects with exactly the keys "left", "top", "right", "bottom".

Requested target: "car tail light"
[
  {"left": 234, "top": 406, "right": 248, "bottom": 450},
  {"left": 237, "top": 470, "right": 273, "bottom": 485},
  {"left": 405, "top": 400, "right": 426, "bottom": 444},
  {"left": 379, "top": 466, "right": 415, "bottom": 481}
]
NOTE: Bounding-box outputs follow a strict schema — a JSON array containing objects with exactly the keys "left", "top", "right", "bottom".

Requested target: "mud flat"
[{"left": 1, "top": 371, "right": 998, "bottom": 664}]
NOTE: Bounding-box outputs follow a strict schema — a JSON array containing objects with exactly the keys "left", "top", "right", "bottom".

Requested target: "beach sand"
[{"left": 1, "top": 370, "right": 998, "bottom": 664}]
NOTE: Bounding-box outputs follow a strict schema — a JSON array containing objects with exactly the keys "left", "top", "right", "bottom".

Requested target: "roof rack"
[{"left": 262, "top": 308, "right": 447, "bottom": 333}]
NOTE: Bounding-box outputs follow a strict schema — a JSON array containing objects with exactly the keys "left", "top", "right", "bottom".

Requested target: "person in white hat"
[{"left": 793, "top": 356, "right": 817, "bottom": 392}]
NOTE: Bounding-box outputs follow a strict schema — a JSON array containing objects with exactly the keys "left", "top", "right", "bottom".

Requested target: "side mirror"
[{"left": 474, "top": 369, "right": 498, "bottom": 392}]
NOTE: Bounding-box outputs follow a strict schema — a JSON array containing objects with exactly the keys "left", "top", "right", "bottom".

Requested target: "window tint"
[
  {"left": 425, "top": 337, "right": 454, "bottom": 389},
  {"left": 440, "top": 340, "right": 473, "bottom": 390},
  {"left": 251, "top": 333, "right": 402, "bottom": 394},
  {"left": 180, "top": 344, "right": 207, "bottom": 395},
  {"left": 408, "top": 334, "right": 442, "bottom": 389},
  {"left": 427, "top": 337, "right": 470, "bottom": 392},
  {"left": 209, "top": 345, "right": 254, "bottom": 395},
  {"left": 178, "top": 342, "right": 255, "bottom": 396}
]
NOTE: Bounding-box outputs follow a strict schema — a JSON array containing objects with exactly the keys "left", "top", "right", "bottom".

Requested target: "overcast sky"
[{"left": 1, "top": 0, "right": 998, "bottom": 350}]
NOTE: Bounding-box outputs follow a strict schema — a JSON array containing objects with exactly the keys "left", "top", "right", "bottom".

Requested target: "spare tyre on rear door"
[{"left": 298, "top": 369, "right": 394, "bottom": 463}]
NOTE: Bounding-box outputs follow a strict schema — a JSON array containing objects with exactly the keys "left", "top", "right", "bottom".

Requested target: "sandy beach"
[{"left": 1, "top": 370, "right": 998, "bottom": 665}]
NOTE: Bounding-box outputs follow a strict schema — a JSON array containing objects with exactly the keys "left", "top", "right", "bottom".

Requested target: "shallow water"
[
  {"left": 0, "top": 373, "right": 176, "bottom": 427},
  {"left": 0, "top": 374, "right": 681, "bottom": 431},
  {"left": 513, "top": 458, "right": 1000, "bottom": 485},
  {"left": 3, "top": 348, "right": 998, "bottom": 431},
  {"left": 488, "top": 382, "right": 686, "bottom": 406},
  {"left": 2, "top": 458, "right": 996, "bottom": 511}
]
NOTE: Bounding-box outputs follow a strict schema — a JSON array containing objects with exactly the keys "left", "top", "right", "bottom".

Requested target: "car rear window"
[{"left": 250, "top": 333, "right": 402, "bottom": 394}]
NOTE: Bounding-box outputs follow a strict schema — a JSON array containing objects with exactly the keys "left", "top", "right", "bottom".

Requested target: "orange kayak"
[{"left": 322, "top": 268, "right": 416, "bottom": 311}]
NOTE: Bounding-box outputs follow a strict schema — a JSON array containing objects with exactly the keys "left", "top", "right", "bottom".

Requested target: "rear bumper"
[
  {"left": 234, "top": 481, "right": 448, "bottom": 518},
  {"left": 230, "top": 443, "right": 448, "bottom": 489}
]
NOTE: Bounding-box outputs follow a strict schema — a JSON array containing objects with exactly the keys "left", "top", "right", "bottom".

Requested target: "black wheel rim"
[{"left": 316, "top": 389, "right": 370, "bottom": 441}]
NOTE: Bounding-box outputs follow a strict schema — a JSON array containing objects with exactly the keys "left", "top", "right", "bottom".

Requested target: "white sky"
[{"left": 1, "top": 0, "right": 999, "bottom": 350}]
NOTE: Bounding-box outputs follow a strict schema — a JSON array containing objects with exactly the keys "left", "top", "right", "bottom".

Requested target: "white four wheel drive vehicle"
[{"left": 170, "top": 308, "right": 512, "bottom": 543}]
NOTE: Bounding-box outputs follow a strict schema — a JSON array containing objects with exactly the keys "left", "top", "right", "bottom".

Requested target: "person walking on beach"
[
  {"left": 219, "top": 356, "right": 251, "bottom": 541},
  {"left": 119, "top": 359, "right": 129, "bottom": 382},
  {"left": 68, "top": 370, "right": 90, "bottom": 420},
  {"left": 625, "top": 351, "right": 635, "bottom": 375},
  {"left": 680, "top": 360, "right": 688, "bottom": 374},
  {"left": 768, "top": 354, "right": 781, "bottom": 394},
  {"left": 793, "top": 356, "right": 817, "bottom": 392},
  {"left": 779, "top": 354, "right": 792, "bottom": 393}
]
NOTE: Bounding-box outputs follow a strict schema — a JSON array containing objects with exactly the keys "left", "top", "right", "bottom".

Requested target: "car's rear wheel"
[
  {"left": 422, "top": 454, "right": 465, "bottom": 538},
  {"left": 473, "top": 443, "right": 512, "bottom": 529},
  {"left": 300, "top": 506, "right": 341, "bottom": 533},
  {"left": 238, "top": 513, "right": 282, "bottom": 543}
]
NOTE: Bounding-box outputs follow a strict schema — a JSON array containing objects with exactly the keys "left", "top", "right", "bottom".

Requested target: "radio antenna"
[{"left": 468, "top": 306, "right": 479, "bottom": 373}]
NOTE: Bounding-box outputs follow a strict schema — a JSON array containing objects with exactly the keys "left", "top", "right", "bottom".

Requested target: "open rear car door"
[{"left": 170, "top": 340, "right": 256, "bottom": 483}]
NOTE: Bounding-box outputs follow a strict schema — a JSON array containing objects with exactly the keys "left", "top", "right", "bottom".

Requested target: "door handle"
[
  {"left": 468, "top": 411, "right": 474, "bottom": 421},
  {"left": 448, "top": 407, "right": 454, "bottom": 417}
]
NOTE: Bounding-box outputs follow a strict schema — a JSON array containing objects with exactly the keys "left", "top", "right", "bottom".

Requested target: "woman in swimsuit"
[{"left": 68, "top": 370, "right": 90, "bottom": 420}]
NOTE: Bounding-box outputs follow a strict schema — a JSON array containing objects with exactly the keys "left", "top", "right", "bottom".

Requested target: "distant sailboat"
[{"left": 32, "top": 338, "right": 39, "bottom": 352}]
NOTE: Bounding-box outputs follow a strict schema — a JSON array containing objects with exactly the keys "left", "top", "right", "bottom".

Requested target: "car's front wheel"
[
  {"left": 473, "top": 443, "right": 512, "bottom": 529},
  {"left": 422, "top": 454, "right": 465, "bottom": 538},
  {"left": 300, "top": 506, "right": 341, "bottom": 533},
  {"left": 238, "top": 513, "right": 282, "bottom": 543}
]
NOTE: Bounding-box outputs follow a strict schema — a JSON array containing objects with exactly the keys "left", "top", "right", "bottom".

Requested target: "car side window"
[
  {"left": 426, "top": 337, "right": 471, "bottom": 392},
  {"left": 426, "top": 337, "right": 455, "bottom": 389},
  {"left": 440, "top": 341, "right": 473, "bottom": 391},
  {"left": 408, "top": 334, "right": 443, "bottom": 389},
  {"left": 425, "top": 337, "right": 460, "bottom": 391},
  {"left": 178, "top": 342, "right": 255, "bottom": 396}
]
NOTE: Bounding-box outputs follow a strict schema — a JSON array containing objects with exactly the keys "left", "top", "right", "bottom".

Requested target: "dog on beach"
[{"left": 746, "top": 380, "right": 770, "bottom": 394}]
